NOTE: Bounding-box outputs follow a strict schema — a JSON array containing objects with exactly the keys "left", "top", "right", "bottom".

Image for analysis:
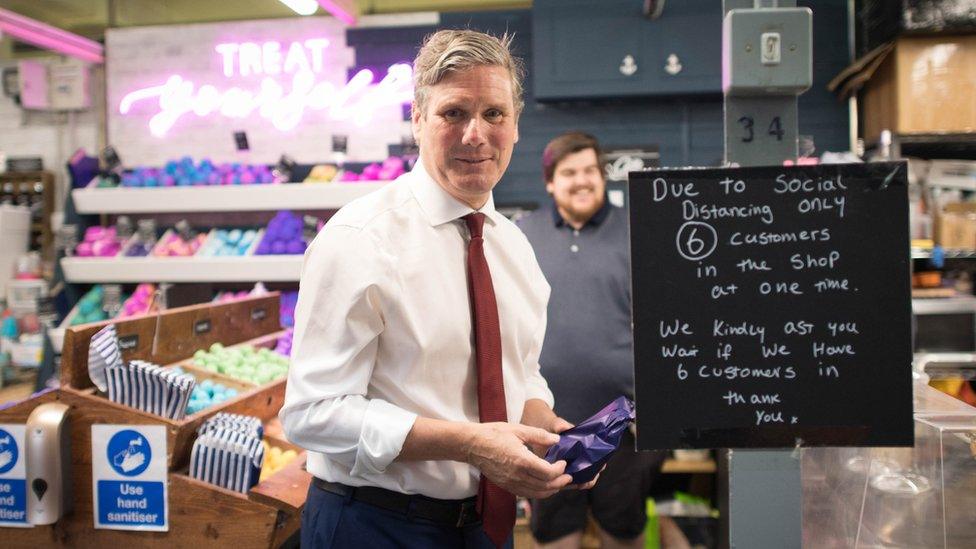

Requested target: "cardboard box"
[
  {"left": 935, "top": 202, "right": 976, "bottom": 250},
  {"left": 860, "top": 35, "right": 976, "bottom": 144}
]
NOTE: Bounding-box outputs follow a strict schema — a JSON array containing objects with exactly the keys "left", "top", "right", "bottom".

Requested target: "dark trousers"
[{"left": 301, "top": 482, "right": 514, "bottom": 549}]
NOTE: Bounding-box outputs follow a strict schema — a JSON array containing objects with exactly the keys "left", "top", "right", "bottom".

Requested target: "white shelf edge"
[
  {"left": 911, "top": 248, "right": 976, "bottom": 260},
  {"left": 72, "top": 182, "right": 390, "bottom": 214},
  {"left": 61, "top": 256, "right": 305, "bottom": 282}
]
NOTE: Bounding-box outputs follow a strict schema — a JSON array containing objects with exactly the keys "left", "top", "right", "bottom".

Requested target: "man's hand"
[
  {"left": 565, "top": 466, "right": 602, "bottom": 490},
  {"left": 465, "top": 422, "right": 573, "bottom": 499},
  {"left": 549, "top": 416, "right": 574, "bottom": 435},
  {"left": 518, "top": 400, "right": 601, "bottom": 491},
  {"left": 546, "top": 418, "right": 601, "bottom": 491}
]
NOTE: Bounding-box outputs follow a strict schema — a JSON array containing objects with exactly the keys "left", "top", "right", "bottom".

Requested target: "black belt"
[{"left": 312, "top": 477, "right": 481, "bottom": 528}]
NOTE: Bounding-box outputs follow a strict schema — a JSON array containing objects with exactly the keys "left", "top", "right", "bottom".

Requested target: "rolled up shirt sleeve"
[{"left": 279, "top": 224, "right": 418, "bottom": 476}]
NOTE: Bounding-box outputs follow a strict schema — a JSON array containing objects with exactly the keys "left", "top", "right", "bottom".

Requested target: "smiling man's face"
[
  {"left": 546, "top": 147, "right": 606, "bottom": 228},
  {"left": 412, "top": 64, "right": 519, "bottom": 209}
]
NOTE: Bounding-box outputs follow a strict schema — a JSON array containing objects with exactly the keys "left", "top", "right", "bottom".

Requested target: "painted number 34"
[{"left": 738, "top": 116, "right": 784, "bottom": 143}]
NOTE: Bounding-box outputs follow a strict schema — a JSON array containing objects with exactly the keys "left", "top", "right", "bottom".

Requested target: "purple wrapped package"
[{"left": 544, "top": 396, "right": 635, "bottom": 484}]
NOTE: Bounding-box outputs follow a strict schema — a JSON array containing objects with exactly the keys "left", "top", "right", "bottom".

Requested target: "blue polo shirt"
[{"left": 517, "top": 199, "right": 634, "bottom": 424}]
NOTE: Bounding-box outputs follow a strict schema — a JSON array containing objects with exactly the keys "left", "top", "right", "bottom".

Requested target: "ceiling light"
[
  {"left": 0, "top": 8, "right": 103, "bottom": 64},
  {"left": 278, "top": 0, "right": 318, "bottom": 16}
]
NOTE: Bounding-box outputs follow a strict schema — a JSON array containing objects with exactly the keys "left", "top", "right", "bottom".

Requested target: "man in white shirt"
[{"left": 281, "top": 30, "right": 587, "bottom": 548}]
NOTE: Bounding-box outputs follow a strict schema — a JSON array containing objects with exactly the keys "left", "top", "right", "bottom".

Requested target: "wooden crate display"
[{"left": 0, "top": 294, "right": 311, "bottom": 548}]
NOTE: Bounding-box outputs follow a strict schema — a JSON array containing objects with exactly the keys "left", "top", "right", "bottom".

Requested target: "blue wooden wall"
[{"left": 348, "top": 1, "right": 851, "bottom": 206}]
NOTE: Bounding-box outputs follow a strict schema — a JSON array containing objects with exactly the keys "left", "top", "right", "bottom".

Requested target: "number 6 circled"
[{"left": 675, "top": 221, "right": 717, "bottom": 261}]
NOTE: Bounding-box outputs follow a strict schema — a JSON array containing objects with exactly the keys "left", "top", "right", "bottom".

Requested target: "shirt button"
[
  {"left": 570, "top": 244, "right": 579, "bottom": 253},
  {"left": 573, "top": 229, "right": 580, "bottom": 237}
]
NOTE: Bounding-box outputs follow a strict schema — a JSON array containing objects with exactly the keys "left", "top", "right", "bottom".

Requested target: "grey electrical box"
[{"left": 722, "top": 7, "right": 812, "bottom": 96}]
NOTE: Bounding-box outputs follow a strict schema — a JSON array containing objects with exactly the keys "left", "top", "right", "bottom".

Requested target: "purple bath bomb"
[
  {"left": 285, "top": 240, "right": 306, "bottom": 254},
  {"left": 271, "top": 241, "right": 287, "bottom": 254},
  {"left": 126, "top": 242, "right": 151, "bottom": 257},
  {"left": 280, "top": 224, "right": 299, "bottom": 240}
]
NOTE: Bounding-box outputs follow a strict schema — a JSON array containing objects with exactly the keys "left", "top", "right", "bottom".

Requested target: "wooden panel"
[
  {"left": 169, "top": 361, "right": 258, "bottom": 391},
  {"left": 1, "top": 473, "right": 281, "bottom": 548},
  {"left": 661, "top": 458, "right": 717, "bottom": 474},
  {"left": 52, "top": 372, "right": 285, "bottom": 472},
  {"left": 0, "top": 295, "right": 306, "bottom": 546},
  {"left": 62, "top": 294, "right": 281, "bottom": 390},
  {"left": 261, "top": 417, "right": 288, "bottom": 443},
  {"left": 249, "top": 454, "right": 310, "bottom": 514},
  {"left": 62, "top": 304, "right": 286, "bottom": 469},
  {"left": 170, "top": 379, "right": 287, "bottom": 470},
  {"left": 0, "top": 390, "right": 251, "bottom": 548},
  {"left": 0, "top": 389, "right": 176, "bottom": 470},
  {"left": 862, "top": 51, "right": 899, "bottom": 145},
  {"left": 513, "top": 518, "right": 533, "bottom": 549},
  {"left": 268, "top": 508, "right": 302, "bottom": 549},
  {"left": 0, "top": 388, "right": 299, "bottom": 547}
]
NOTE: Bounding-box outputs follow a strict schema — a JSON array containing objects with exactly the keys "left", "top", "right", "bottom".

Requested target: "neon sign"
[
  {"left": 118, "top": 38, "right": 413, "bottom": 136},
  {"left": 215, "top": 39, "right": 330, "bottom": 77}
]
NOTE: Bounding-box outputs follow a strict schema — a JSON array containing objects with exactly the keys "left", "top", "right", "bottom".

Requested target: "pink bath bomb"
[
  {"left": 84, "top": 226, "right": 107, "bottom": 242},
  {"left": 382, "top": 157, "right": 404, "bottom": 170},
  {"left": 76, "top": 242, "right": 94, "bottom": 257},
  {"left": 361, "top": 163, "right": 382, "bottom": 180}
]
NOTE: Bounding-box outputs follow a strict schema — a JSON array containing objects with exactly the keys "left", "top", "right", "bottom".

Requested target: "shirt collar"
[
  {"left": 407, "top": 158, "right": 500, "bottom": 228},
  {"left": 551, "top": 195, "right": 612, "bottom": 228}
]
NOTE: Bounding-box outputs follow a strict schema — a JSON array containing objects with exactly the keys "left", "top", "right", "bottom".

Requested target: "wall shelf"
[
  {"left": 661, "top": 458, "right": 717, "bottom": 474},
  {"left": 911, "top": 248, "right": 976, "bottom": 260},
  {"left": 61, "top": 255, "right": 304, "bottom": 283},
  {"left": 72, "top": 182, "right": 389, "bottom": 214}
]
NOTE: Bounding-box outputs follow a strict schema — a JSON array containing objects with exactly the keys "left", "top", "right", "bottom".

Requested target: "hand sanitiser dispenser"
[{"left": 25, "top": 402, "right": 72, "bottom": 525}]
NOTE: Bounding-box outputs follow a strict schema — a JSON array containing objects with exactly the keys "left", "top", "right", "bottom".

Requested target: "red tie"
[{"left": 464, "top": 212, "right": 514, "bottom": 547}]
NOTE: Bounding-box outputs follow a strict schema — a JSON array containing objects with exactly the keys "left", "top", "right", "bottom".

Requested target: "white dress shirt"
[{"left": 279, "top": 159, "right": 554, "bottom": 500}]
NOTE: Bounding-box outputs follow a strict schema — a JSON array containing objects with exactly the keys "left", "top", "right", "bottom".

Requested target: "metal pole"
[{"left": 722, "top": 1, "right": 805, "bottom": 547}]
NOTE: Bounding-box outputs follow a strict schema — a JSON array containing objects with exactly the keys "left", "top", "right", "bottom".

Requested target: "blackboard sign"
[{"left": 629, "top": 162, "right": 913, "bottom": 449}]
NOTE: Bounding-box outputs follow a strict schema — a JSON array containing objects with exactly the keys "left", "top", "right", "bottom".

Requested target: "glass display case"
[{"left": 802, "top": 377, "right": 976, "bottom": 548}]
